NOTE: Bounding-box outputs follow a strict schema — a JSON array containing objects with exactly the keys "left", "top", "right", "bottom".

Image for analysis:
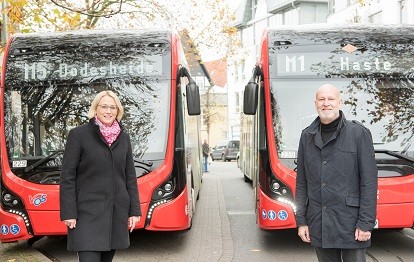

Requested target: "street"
[{"left": 10, "top": 161, "right": 414, "bottom": 261}]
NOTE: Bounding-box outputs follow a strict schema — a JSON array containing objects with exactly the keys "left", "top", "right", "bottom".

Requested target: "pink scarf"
[{"left": 94, "top": 117, "right": 121, "bottom": 146}]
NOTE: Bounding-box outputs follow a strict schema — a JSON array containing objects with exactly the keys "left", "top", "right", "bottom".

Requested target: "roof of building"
[
  {"left": 203, "top": 59, "right": 227, "bottom": 88},
  {"left": 231, "top": 0, "right": 252, "bottom": 28},
  {"left": 179, "top": 30, "right": 212, "bottom": 84}
]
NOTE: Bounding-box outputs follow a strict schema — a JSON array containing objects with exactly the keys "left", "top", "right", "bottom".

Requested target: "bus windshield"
[
  {"left": 270, "top": 78, "right": 413, "bottom": 159},
  {"left": 268, "top": 41, "right": 413, "bottom": 160},
  {"left": 4, "top": 31, "right": 171, "bottom": 171}
]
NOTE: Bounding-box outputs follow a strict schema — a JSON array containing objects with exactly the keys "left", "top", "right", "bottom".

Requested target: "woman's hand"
[
  {"left": 63, "top": 219, "right": 77, "bottom": 229},
  {"left": 128, "top": 216, "right": 141, "bottom": 232}
]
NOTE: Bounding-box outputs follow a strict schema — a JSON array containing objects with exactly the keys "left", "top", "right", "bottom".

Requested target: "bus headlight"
[
  {"left": 3, "top": 193, "right": 12, "bottom": 202},
  {"left": 1, "top": 186, "right": 23, "bottom": 208},
  {"left": 272, "top": 182, "right": 280, "bottom": 190},
  {"left": 164, "top": 183, "right": 173, "bottom": 192},
  {"left": 152, "top": 179, "right": 175, "bottom": 200}
]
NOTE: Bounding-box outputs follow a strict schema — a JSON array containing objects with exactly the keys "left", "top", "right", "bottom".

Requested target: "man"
[
  {"left": 295, "top": 84, "right": 378, "bottom": 262},
  {"left": 202, "top": 139, "right": 210, "bottom": 172}
]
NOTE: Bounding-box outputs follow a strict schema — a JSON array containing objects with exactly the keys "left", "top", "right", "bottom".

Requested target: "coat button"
[
  {"left": 323, "top": 160, "right": 327, "bottom": 165},
  {"left": 323, "top": 206, "right": 327, "bottom": 210},
  {"left": 322, "top": 183, "right": 326, "bottom": 187}
]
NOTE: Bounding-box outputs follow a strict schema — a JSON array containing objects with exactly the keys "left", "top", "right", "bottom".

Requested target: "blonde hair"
[{"left": 88, "top": 90, "right": 124, "bottom": 121}]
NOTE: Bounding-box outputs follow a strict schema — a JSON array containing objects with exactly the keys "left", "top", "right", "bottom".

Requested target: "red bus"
[
  {"left": 0, "top": 29, "right": 203, "bottom": 243},
  {"left": 240, "top": 24, "right": 414, "bottom": 230}
]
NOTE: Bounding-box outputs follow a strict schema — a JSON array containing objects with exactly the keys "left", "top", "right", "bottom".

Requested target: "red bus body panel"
[{"left": 376, "top": 176, "right": 414, "bottom": 228}]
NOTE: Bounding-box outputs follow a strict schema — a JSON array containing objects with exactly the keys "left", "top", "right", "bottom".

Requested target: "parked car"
[
  {"left": 222, "top": 140, "right": 239, "bottom": 161},
  {"left": 211, "top": 140, "right": 240, "bottom": 161},
  {"left": 210, "top": 141, "right": 227, "bottom": 161}
]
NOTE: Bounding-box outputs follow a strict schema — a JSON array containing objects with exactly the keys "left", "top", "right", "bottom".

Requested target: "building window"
[
  {"left": 369, "top": 11, "right": 382, "bottom": 23},
  {"left": 195, "top": 76, "right": 205, "bottom": 91},
  {"left": 234, "top": 62, "right": 239, "bottom": 82},
  {"left": 235, "top": 93, "right": 240, "bottom": 113},
  {"left": 241, "top": 60, "right": 246, "bottom": 81},
  {"left": 328, "top": 0, "right": 335, "bottom": 14},
  {"left": 400, "top": 0, "right": 407, "bottom": 23},
  {"left": 252, "top": 0, "right": 258, "bottom": 19}
]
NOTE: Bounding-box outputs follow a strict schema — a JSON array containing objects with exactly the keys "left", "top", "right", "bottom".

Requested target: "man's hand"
[
  {"left": 63, "top": 219, "right": 77, "bottom": 229},
  {"left": 355, "top": 228, "right": 371, "bottom": 241},
  {"left": 298, "top": 225, "right": 311, "bottom": 243}
]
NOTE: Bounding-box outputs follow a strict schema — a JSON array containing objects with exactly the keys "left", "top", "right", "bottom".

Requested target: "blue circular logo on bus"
[
  {"left": 268, "top": 210, "right": 276, "bottom": 220},
  {"left": 10, "top": 224, "right": 20, "bottom": 235},
  {"left": 1, "top": 224, "right": 9, "bottom": 235},
  {"left": 278, "top": 210, "right": 288, "bottom": 221},
  {"left": 262, "top": 209, "right": 267, "bottom": 219}
]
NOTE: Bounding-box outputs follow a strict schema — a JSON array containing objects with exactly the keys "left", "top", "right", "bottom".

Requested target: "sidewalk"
[{"left": 0, "top": 240, "right": 50, "bottom": 262}]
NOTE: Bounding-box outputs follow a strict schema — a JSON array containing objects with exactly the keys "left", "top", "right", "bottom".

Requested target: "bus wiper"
[
  {"left": 133, "top": 158, "right": 154, "bottom": 173},
  {"left": 375, "top": 149, "right": 414, "bottom": 163},
  {"left": 24, "top": 150, "right": 65, "bottom": 173}
]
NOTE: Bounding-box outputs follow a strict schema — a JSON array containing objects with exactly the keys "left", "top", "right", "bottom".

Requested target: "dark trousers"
[
  {"left": 77, "top": 249, "right": 116, "bottom": 262},
  {"left": 315, "top": 247, "right": 366, "bottom": 262}
]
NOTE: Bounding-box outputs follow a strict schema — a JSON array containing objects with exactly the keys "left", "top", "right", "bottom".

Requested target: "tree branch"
[{"left": 49, "top": 0, "right": 123, "bottom": 18}]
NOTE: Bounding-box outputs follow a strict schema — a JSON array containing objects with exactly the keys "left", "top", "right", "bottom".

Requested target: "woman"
[{"left": 60, "top": 90, "right": 141, "bottom": 262}]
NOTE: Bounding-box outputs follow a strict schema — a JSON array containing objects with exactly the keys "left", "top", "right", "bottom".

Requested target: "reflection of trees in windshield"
[
  {"left": 278, "top": 43, "right": 413, "bottom": 148},
  {"left": 5, "top": 85, "right": 91, "bottom": 157},
  {"left": 270, "top": 88, "right": 283, "bottom": 152},
  {"left": 342, "top": 78, "right": 413, "bottom": 146},
  {"left": 106, "top": 78, "right": 164, "bottom": 159},
  {"left": 5, "top": 77, "right": 166, "bottom": 160}
]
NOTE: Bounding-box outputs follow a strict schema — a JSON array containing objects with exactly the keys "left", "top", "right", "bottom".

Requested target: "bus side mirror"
[
  {"left": 186, "top": 81, "right": 201, "bottom": 115},
  {"left": 243, "top": 78, "right": 258, "bottom": 115}
]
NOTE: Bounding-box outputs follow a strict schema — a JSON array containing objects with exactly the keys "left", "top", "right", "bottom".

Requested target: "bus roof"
[
  {"left": 10, "top": 29, "right": 175, "bottom": 46},
  {"left": 266, "top": 24, "right": 414, "bottom": 45}
]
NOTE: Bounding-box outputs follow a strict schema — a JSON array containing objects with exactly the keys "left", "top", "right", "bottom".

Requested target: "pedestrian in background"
[
  {"left": 60, "top": 90, "right": 141, "bottom": 262},
  {"left": 295, "top": 84, "right": 378, "bottom": 262},
  {"left": 202, "top": 139, "right": 210, "bottom": 172}
]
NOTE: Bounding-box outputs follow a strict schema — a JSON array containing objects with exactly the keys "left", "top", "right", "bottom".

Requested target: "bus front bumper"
[
  {"left": 145, "top": 187, "right": 191, "bottom": 231},
  {"left": 0, "top": 208, "right": 32, "bottom": 243},
  {"left": 257, "top": 190, "right": 297, "bottom": 230}
]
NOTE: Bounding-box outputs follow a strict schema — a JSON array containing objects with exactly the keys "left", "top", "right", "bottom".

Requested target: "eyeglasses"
[{"left": 98, "top": 104, "right": 118, "bottom": 111}]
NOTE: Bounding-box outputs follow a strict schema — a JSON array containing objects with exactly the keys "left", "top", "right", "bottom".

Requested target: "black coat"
[
  {"left": 295, "top": 113, "right": 378, "bottom": 249},
  {"left": 60, "top": 119, "right": 141, "bottom": 251}
]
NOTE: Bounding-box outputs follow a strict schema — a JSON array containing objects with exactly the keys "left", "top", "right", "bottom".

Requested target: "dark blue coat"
[
  {"left": 295, "top": 113, "right": 378, "bottom": 248},
  {"left": 60, "top": 119, "right": 141, "bottom": 251}
]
